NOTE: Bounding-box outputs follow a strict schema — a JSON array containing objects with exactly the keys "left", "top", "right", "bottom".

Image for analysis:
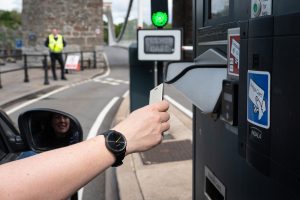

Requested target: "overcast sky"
[
  {"left": 0, "top": 0, "right": 172, "bottom": 25},
  {"left": 0, "top": 0, "right": 22, "bottom": 12},
  {"left": 104, "top": 0, "right": 173, "bottom": 24}
]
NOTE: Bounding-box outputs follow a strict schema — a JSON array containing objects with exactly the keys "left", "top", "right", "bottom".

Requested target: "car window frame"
[{"left": 0, "top": 110, "right": 22, "bottom": 153}]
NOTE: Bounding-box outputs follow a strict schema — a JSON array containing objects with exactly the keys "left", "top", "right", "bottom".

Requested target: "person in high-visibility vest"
[{"left": 45, "top": 29, "right": 67, "bottom": 80}]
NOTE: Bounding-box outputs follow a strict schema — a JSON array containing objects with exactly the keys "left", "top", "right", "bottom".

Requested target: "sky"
[
  {"left": 104, "top": 0, "right": 173, "bottom": 25},
  {"left": 0, "top": 0, "right": 172, "bottom": 25},
  {"left": 0, "top": 0, "right": 22, "bottom": 12}
]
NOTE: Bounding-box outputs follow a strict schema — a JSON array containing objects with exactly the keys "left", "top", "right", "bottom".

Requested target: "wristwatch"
[{"left": 102, "top": 130, "right": 127, "bottom": 167}]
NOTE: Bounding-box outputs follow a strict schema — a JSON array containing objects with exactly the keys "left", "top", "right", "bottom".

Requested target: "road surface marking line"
[
  {"left": 6, "top": 86, "right": 70, "bottom": 115},
  {"left": 92, "top": 52, "right": 111, "bottom": 82},
  {"left": 78, "top": 96, "right": 120, "bottom": 200},
  {"left": 163, "top": 95, "right": 193, "bottom": 119},
  {"left": 122, "top": 90, "right": 129, "bottom": 98},
  {"left": 86, "top": 96, "right": 120, "bottom": 140},
  {"left": 7, "top": 79, "right": 96, "bottom": 115}
]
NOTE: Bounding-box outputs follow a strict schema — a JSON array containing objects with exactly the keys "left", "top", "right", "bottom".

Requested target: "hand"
[{"left": 113, "top": 100, "right": 170, "bottom": 155}]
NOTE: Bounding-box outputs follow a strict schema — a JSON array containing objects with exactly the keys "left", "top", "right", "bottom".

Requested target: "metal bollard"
[
  {"left": 93, "top": 51, "right": 96, "bottom": 68},
  {"left": 43, "top": 55, "right": 49, "bottom": 85},
  {"left": 65, "top": 53, "right": 69, "bottom": 74},
  {"left": 80, "top": 51, "right": 84, "bottom": 71},
  {"left": 0, "top": 68, "right": 2, "bottom": 89},
  {"left": 23, "top": 54, "right": 29, "bottom": 82},
  {"left": 88, "top": 59, "right": 91, "bottom": 68},
  {"left": 0, "top": 55, "right": 2, "bottom": 89}
]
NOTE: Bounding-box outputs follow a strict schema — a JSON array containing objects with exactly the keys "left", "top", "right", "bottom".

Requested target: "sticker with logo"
[{"left": 247, "top": 70, "right": 270, "bottom": 129}]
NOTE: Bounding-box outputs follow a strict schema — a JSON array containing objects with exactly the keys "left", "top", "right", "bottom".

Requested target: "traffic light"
[{"left": 151, "top": 0, "right": 169, "bottom": 28}]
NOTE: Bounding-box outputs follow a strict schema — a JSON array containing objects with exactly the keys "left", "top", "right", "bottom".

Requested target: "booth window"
[{"left": 209, "top": 0, "right": 230, "bottom": 19}]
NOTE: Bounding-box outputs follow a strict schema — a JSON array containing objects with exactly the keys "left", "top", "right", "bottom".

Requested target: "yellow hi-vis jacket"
[{"left": 48, "top": 34, "right": 64, "bottom": 53}]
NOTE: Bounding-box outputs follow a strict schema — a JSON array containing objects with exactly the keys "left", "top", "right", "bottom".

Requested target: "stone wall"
[{"left": 22, "top": 0, "right": 104, "bottom": 52}]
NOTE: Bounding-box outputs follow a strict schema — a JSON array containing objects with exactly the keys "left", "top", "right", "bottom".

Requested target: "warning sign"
[
  {"left": 227, "top": 28, "right": 240, "bottom": 77},
  {"left": 247, "top": 70, "right": 270, "bottom": 129},
  {"left": 65, "top": 54, "right": 80, "bottom": 71},
  {"left": 228, "top": 34, "right": 240, "bottom": 76}
]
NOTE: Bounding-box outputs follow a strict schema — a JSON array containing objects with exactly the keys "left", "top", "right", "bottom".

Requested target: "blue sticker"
[
  {"left": 247, "top": 70, "right": 270, "bottom": 129},
  {"left": 15, "top": 39, "right": 23, "bottom": 49}
]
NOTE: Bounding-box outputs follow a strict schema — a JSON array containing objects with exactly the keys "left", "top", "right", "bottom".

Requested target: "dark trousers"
[{"left": 50, "top": 52, "right": 65, "bottom": 79}]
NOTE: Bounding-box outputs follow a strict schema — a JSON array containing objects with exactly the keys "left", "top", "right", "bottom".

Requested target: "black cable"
[{"left": 115, "top": 0, "right": 134, "bottom": 43}]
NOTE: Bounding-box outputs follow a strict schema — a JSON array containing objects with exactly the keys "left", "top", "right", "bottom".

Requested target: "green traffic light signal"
[
  {"left": 151, "top": 11, "right": 168, "bottom": 28},
  {"left": 151, "top": 0, "right": 168, "bottom": 28}
]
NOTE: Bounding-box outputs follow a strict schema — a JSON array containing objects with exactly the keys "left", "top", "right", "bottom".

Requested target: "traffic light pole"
[
  {"left": 154, "top": 61, "right": 158, "bottom": 86},
  {"left": 154, "top": 61, "right": 164, "bottom": 86},
  {"left": 0, "top": 67, "right": 2, "bottom": 89}
]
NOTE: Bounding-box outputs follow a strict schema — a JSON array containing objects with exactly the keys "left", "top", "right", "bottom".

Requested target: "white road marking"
[
  {"left": 78, "top": 96, "right": 120, "bottom": 200},
  {"left": 122, "top": 90, "right": 129, "bottom": 98},
  {"left": 7, "top": 52, "right": 112, "bottom": 115},
  {"left": 86, "top": 96, "right": 120, "bottom": 139},
  {"left": 100, "top": 53, "right": 111, "bottom": 78},
  {"left": 6, "top": 79, "right": 96, "bottom": 115},
  {"left": 93, "top": 77, "right": 129, "bottom": 85},
  {"left": 6, "top": 86, "right": 70, "bottom": 115},
  {"left": 164, "top": 95, "right": 193, "bottom": 119}
]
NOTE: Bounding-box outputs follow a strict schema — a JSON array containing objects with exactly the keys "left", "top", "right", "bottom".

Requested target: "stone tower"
[{"left": 22, "top": 0, "right": 104, "bottom": 52}]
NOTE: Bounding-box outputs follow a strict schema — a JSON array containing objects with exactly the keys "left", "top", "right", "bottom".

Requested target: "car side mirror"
[{"left": 18, "top": 108, "right": 83, "bottom": 152}]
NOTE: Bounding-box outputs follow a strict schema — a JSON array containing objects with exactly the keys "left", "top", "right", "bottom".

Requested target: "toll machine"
[{"left": 165, "top": 0, "right": 300, "bottom": 199}]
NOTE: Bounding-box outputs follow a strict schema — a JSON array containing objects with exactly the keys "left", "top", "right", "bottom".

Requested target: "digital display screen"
[
  {"left": 144, "top": 36, "right": 175, "bottom": 54},
  {"left": 209, "top": 0, "right": 229, "bottom": 19}
]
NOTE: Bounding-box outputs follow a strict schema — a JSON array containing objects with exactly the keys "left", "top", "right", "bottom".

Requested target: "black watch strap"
[
  {"left": 103, "top": 130, "right": 127, "bottom": 167},
  {"left": 112, "top": 151, "right": 126, "bottom": 167}
]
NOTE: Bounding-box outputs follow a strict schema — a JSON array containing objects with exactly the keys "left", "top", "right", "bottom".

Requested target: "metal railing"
[
  {"left": 0, "top": 50, "right": 101, "bottom": 88},
  {"left": 22, "top": 51, "right": 99, "bottom": 85}
]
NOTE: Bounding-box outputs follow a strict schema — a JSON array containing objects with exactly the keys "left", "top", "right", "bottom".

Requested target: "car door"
[{"left": 0, "top": 110, "right": 28, "bottom": 164}]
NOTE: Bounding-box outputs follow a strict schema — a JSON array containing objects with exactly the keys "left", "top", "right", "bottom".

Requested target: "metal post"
[
  {"left": 157, "top": 61, "right": 164, "bottom": 85},
  {"left": 154, "top": 61, "right": 158, "bottom": 86},
  {"left": 80, "top": 51, "right": 84, "bottom": 71},
  {"left": 154, "top": 61, "right": 164, "bottom": 86},
  {"left": 0, "top": 64, "right": 2, "bottom": 89},
  {"left": 23, "top": 54, "right": 29, "bottom": 82},
  {"left": 43, "top": 55, "right": 49, "bottom": 85},
  {"left": 88, "top": 59, "right": 91, "bottom": 68},
  {"left": 93, "top": 51, "right": 96, "bottom": 68},
  {"left": 65, "top": 53, "right": 69, "bottom": 74}
]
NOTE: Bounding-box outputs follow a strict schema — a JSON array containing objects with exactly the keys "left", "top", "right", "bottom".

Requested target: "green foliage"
[
  {"left": 115, "top": 23, "right": 122, "bottom": 38},
  {"left": 103, "top": 21, "right": 108, "bottom": 44},
  {"left": 0, "top": 10, "right": 21, "bottom": 49},
  {"left": 0, "top": 10, "right": 21, "bottom": 30}
]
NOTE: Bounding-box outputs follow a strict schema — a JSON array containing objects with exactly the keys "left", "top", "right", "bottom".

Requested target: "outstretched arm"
[{"left": 0, "top": 100, "right": 170, "bottom": 200}]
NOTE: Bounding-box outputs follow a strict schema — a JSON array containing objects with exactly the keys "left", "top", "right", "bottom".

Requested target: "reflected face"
[{"left": 51, "top": 114, "right": 70, "bottom": 136}]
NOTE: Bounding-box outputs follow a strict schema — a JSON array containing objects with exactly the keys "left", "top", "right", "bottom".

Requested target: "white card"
[{"left": 149, "top": 83, "right": 164, "bottom": 104}]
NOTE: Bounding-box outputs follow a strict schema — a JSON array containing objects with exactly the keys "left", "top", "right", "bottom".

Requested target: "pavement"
[
  {"left": 113, "top": 96, "right": 193, "bottom": 200},
  {"left": 0, "top": 60, "right": 193, "bottom": 200}
]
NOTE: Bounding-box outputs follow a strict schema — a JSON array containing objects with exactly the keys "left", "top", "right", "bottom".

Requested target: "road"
[{"left": 5, "top": 46, "right": 192, "bottom": 200}]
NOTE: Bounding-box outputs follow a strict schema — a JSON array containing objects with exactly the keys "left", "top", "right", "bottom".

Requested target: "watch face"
[{"left": 106, "top": 131, "right": 126, "bottom": 153}]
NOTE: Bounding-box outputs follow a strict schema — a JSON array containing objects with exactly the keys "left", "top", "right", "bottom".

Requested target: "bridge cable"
[{"left": 115, "top": 0, "right": 134, "bottom": 43}]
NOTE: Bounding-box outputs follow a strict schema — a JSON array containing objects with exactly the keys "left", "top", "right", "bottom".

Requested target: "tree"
[{"left": 0, "top": 10, "right": 21, "bottom": 30}]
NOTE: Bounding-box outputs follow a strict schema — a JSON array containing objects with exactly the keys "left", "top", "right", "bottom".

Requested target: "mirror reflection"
[{"left": 28, "top": 112, "right": 82, "bottom": 150}]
